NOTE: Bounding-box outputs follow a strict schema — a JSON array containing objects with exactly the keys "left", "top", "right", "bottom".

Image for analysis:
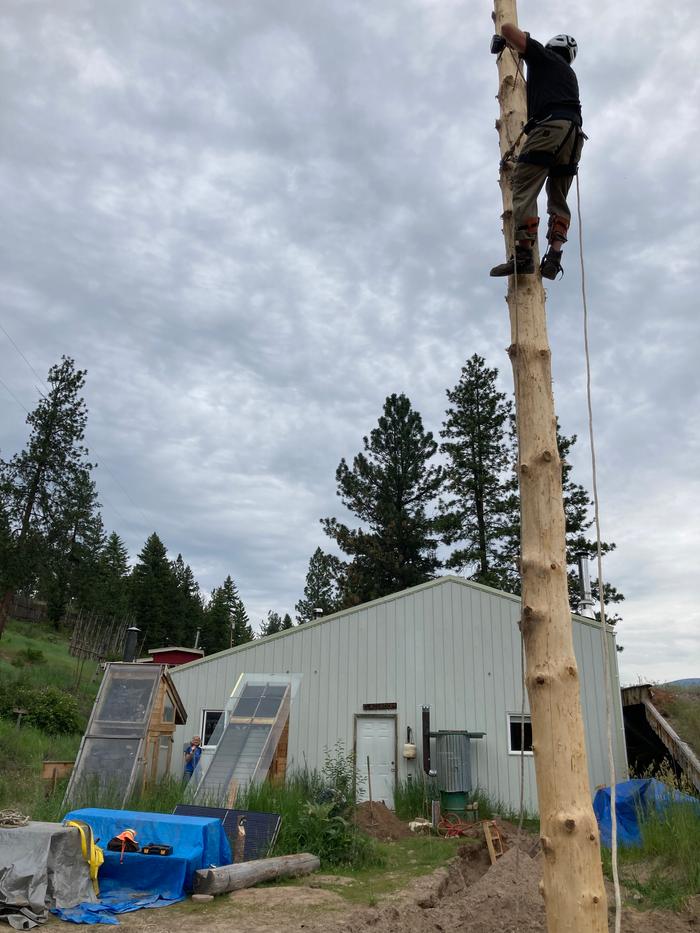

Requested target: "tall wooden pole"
[{"left": 492, "top": 2, "right": 608, "bottom": 931}]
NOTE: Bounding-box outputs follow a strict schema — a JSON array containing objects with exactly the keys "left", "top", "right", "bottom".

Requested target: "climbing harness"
[
  {"left": 64, "top": 819, "right": 104, "bottom": 894},
  {"left": 516, "top": 120, "right": 585, "bottom": 179}
]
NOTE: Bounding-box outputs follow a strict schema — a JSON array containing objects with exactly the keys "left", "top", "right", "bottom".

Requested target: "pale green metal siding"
[{"left": 170, "top": 576, "right": 626, "bottom": 812}]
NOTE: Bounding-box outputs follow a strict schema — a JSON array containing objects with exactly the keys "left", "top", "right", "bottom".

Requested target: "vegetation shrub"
[
  {"left": 0, "top": 682, "right": 82, "bottom": 735},
  {"left": 394, "top": 776, "right": 438, "bottom": 820},
  {"left": 237, "top": 743, "right": 384, "bottom": 869},
  {"left": 11, "top": 646, "right": 46, "bottom": 666}
]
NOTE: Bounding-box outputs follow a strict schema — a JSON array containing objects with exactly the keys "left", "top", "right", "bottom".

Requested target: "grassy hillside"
[
  {"left": 657, "top": 683, "right": 700, "bottom": 757},
  {"left": 0, "top": 618, "right": 103, "bottom": 815},
  {"left": 0, "top": 618, "right": 102, "bottom": 715}
]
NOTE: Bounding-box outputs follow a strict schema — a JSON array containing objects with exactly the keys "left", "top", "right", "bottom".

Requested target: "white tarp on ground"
[{"left": 0, "top": 822, "right": 96, "bottom": 929}]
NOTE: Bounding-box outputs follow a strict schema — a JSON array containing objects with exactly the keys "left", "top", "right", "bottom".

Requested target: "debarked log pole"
[
  {"left": 194, "top": 853, "right": 321, "bottom": 895},
  {"left": 492, "top": 1, "right": 608, "bottom": 932}
]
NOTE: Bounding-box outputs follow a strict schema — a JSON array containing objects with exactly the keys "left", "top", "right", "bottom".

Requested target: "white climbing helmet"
[{"left": 545, "top": 34, "right": 578, "bottom": 63}]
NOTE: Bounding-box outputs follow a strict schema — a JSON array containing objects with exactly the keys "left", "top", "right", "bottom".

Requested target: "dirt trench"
[{"left": 66, "top": 833, "right": 699, "bottom": 933}]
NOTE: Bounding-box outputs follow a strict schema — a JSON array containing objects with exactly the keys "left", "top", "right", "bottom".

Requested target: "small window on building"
[
  {"left": 508, "top": 714, "right": 533, "bottom": 755},
  {"left": 162, "top": 698, "right": 175, "bottom": 723},
  {"left": 201, "top": 709, "right": 224, "bottom": 746}
]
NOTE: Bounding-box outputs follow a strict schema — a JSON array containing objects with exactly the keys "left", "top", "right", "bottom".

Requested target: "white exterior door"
[{"left": 356, "top": 716, "right": 396, "bottom": 808}]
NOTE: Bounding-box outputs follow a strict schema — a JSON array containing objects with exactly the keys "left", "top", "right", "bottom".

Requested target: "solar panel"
[{"left": 173, "top": 805, "right": 281, "bottom": 862}]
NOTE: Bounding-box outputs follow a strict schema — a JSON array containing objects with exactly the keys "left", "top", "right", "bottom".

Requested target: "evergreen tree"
[
  {"left": 501, "top": 423, "right": 624, "bottom": 620},
  {"left": 171, "top": 554, "right": 204, "bottom": 646},
  {"left": 295, "top": 547, "right": 344, "bottom": 623},
  {"left": 557, "top": 432, "right": 624, "bottom": 621},
  {"left": 322, "top": 393, "right": 443, "bottom": 606},
  {"left": 0, "top": 356, "right": 94, "bottom": 636},
  {"left": 129, "top": 533, "right": 176, "bottom": 647},
  {"left": 95, "top": 532, "right": 131, "bottom": 619},
  {"left": 438, "top": 355, "right": 514, "bottom": 588},
  {"left": 281, "top": 612, "right": 293, "bottom": 630},
  {"left": 260, "top": 610, "right": 283, "bottom": 637},
  {"left": 203, "top": 575, "right": 253, "bottom": 652},
  {"left": 41, "top": 468, "right": 105, "bottom": 624}
]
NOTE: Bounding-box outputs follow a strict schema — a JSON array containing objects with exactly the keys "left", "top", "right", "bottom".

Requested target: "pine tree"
[
  {"left": 41, "top": 468, "right": 105, "bottom": 624},
  {"left": 95, "top": 532, "right": 131, "bottom": 619},
  {"left": 439, "top": 355, "right": 514, "bottom": 588},
  {"left": 260, "top": 610, "right": 283, "bottom": 637},
  {"left": 558, "top": 432, "right": 624, "bottom": 621},
  {"left": 0, "top": 356, "right": 94, "bottom": 636},
  {"left": 295, "top": 547, "right": 344, "bottom": 623},
  {"left": 204, "top": 575, "right": 253, "bottom": 652},
  {"left": 129, "top": 533, "right": 176, "bottom": 647},
  {"left": 322, "top": 393, "right": 443, "bottom": 605},
  {"left": 171, "top": 554, "right": 204, "bottom": 646},
  {"left": 281, "top": 612, "right": 293, "bottom": 630},
  {"left": 501, "top": 423, "right": 624, "bottom": 619}
]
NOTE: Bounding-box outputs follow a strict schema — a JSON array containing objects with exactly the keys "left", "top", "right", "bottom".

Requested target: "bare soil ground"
[
  {"left": 353, "top": 801, "right": 412, "bottom": 841},
  {"left": 62, "top": 833, "right": 698, "bottom": 933}
]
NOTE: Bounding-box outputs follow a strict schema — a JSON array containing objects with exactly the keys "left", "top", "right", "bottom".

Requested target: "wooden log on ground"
[{"left": 194, "top": 853, "right": 320, "bottom": 895}]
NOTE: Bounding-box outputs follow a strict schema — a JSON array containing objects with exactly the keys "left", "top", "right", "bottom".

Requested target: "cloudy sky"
[{"left": 1, "top": 0, "right": 698, "bottom": 684}]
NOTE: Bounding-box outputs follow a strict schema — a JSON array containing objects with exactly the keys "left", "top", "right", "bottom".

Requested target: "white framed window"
[
  {"left": 507, "top": 714, "right": 533, "bottom": 755},
  {"left": 201, "top": 709, "right": 224, "bottom": 747}
]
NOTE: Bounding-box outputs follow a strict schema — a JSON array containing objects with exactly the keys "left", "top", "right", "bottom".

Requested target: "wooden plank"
[
  {"left": 194, "top": 853, "right": 320, "bottom": 895},
  {"left": 483, "top": 821, "right": 498, "bottom": 865}
]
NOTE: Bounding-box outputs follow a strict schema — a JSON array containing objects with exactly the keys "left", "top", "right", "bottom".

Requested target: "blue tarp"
[
  {"left": 53, "top": 808, "right": 232, "bottom": 925},
  {"left": 593, "top": 778, "right": 700, "bottom": 848}
]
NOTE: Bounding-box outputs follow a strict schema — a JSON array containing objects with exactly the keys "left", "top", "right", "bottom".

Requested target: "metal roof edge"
[{"left": 171, "top": 574, "right": 609, "bottom": 676}]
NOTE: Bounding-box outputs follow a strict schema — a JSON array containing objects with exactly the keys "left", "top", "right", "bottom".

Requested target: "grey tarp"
[{"left": 0, "top": 822, "right": 97, "bottom": 928}]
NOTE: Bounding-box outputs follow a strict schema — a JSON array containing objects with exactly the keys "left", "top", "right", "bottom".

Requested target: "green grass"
[
  {"left": 661, "top": 686, "right": 700, "bottom": 755},
  {"left": 0, "top": 619, "right": 101, "bottom": 719},
  {"left": 0, "top": 718, "right": 82, "bottom": 816},
  {"left": 602, "top": 797, "right": 700, "bottom": 911},
  {"left": 296, "top": 835, "right": 467, "bottom": 905}
]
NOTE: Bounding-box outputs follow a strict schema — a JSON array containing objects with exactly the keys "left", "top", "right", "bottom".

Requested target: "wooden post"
[{"left": 492, "top": 3, "right": 608, "bottom": 931}]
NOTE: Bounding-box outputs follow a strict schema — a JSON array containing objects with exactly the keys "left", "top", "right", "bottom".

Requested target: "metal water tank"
[
  {"left": 436, "top": 730, "right": 471, "bottom": 791},
  {"left": 436, "top": 731, "right": 471, "bottom": 813}
]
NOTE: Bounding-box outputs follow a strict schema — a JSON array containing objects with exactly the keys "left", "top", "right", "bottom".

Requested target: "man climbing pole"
[{"left": 489, "top": 25, "right": 584, "bottom": 280}]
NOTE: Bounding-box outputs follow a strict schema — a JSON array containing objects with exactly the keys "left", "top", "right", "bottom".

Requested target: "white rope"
[{"left": 575, "top": 173, "right": 622, "bottom": 932}]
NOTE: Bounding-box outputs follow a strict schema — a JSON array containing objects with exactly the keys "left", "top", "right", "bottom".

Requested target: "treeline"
[
  {"left": 298, "top": 354, "right": 623, "bottom": 622},
  {"left": 0, "top": 357, "right": 255, "bottom": 653},
  {"left": 0, "top": 354, "right": 622, "bottom": 655}
]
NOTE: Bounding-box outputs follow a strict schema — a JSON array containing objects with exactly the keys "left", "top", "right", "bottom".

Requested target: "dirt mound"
[
  {"left": 354, "top": 801, "right": 411, "bottom": 840},
  {"left": 336, "top": 844, "right": 698, "bottom": 933}
]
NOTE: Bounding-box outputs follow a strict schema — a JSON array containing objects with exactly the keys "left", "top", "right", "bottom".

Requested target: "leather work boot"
[
  {"left": 540, "top": 248, "right": 563, "bottom": 280},
  {"left": 489, "top": 245, "right": 535, "bottom": 277}
]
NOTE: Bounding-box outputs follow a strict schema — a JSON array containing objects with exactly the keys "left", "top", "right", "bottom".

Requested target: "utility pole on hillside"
[{"left": 491, "top": 2, "right": 608, "bottom": 931}]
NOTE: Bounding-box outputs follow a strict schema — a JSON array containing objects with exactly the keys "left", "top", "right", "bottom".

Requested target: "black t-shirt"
[{"left": 523, "top": 36, "right": 582, "bottom": 127}]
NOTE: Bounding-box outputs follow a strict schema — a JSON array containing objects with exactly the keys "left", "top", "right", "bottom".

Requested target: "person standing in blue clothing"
[{"left": 183, "top": 735, "right": 202, "bottom": 782}]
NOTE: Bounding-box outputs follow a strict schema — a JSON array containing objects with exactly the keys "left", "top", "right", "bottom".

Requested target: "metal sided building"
[{"left": 169, "top": 576, "right": 627, "bottom": 812}]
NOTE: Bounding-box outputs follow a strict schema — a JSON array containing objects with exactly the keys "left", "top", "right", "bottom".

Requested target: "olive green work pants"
[{"left": 512, "top": 119, "right": 584, "bottom": 243}]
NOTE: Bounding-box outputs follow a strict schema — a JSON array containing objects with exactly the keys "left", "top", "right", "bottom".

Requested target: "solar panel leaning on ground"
[
  {"left": 192, "top": 677, "right": 291, "bottom": 804},
  {"left": 173, "top": 805, "right": 281, "bottom": 862}
]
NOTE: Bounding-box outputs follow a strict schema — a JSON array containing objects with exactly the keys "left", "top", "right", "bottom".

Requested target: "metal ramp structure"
[
  {"left": 192, "top": 676, "right": 292, "bottom": 805},
  {"left": 622, "top": 684, "right": 700, "bottom": 793}
]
